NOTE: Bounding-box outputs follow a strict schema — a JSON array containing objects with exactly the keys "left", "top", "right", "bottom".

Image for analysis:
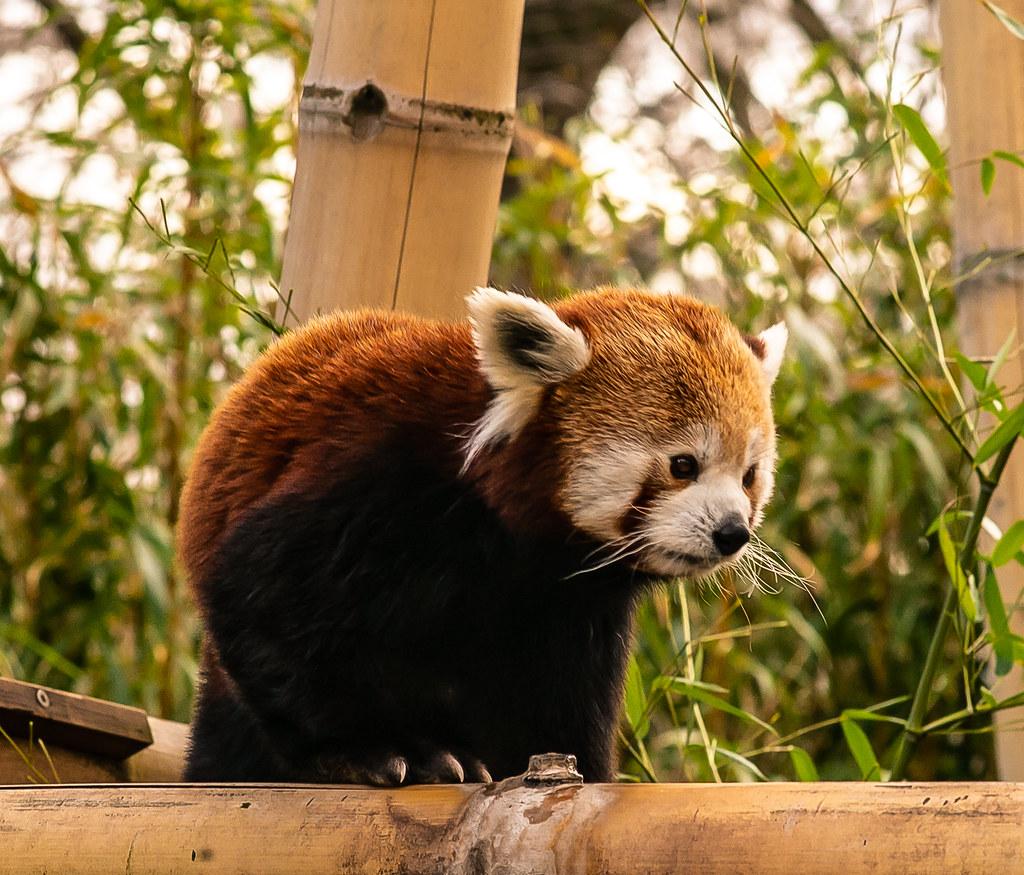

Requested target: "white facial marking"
[
  {"left": 745, "top": 425, "right": 775, "bottom": 527},
  {"left": 565, "top": 422, "right": 774, "bottom": 579},
  {"left": 566, "top": 442, "right": 653, "bottom": 540}
]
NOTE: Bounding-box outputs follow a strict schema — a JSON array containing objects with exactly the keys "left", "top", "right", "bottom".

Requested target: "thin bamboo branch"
[{"left": 635, "top": 0, "right": 975, "bottom": 465}]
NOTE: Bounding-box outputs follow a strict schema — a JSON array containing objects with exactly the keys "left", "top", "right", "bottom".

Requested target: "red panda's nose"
[{"left": 712, "top": 520, "right": 750, "bottom": 556}]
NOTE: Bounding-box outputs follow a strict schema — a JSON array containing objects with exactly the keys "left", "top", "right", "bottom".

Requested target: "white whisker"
[
  {"left": 739, "top": 534, "right": 824, "bottom": 621},
  {"left": 566, "top": 534, "right": 648, "bottom": 578}
]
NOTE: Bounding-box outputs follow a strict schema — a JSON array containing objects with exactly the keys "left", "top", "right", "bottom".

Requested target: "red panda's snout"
[{"left": 466, "top": 285, "right": 786, "bottom": 581}]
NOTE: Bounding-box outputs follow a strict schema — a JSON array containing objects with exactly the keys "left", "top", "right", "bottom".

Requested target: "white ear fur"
[
  {"left": 465, "top": 287, "right": 590, "bottom": 464},
  {"left": 757, "top": 322, "right": 787, "bottom": 386}
]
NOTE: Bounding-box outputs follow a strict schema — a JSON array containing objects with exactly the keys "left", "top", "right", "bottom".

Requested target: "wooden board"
[{"left": 0, "top": 677, "right": 153, "bottom": 760}]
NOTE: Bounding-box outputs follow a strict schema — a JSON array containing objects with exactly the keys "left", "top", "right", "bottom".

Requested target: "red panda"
[{"left": 178, "top": 286, "right": 785, "bottom": 784}]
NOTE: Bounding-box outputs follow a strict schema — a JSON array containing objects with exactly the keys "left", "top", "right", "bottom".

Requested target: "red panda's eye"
[
  {"left": 669, "top": 454, "right": 699, "bottom": 481},
  {"left": 743, "top": 465, "right": 757, "bottom": 489}
]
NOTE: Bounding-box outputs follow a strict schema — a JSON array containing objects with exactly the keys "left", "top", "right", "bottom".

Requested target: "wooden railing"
[{"left": 2, "top": 680, "right": 1023, "bottom": 874}]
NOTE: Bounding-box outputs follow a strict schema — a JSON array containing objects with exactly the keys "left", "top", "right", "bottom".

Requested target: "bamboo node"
[{"left": 299, "top": 82, "right": 515, "bottom": 143}]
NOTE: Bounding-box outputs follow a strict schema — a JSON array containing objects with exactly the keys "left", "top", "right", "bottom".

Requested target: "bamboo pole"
[
  {"left": 2, "top": 781, "right": 1023, "bottom": 873},
  {"left": 939, "top": 0, "right": 1024, "bottom": 780},
  {"left": 278, "top": 0, "right": 524, "bottom": 322}
]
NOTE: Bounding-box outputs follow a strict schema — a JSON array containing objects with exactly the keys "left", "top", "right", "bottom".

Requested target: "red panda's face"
[
  {"left": 467, "top": 287, "right": 786, "bottom": 580},
  {"left": 561, "top": 417, "right": 776, "bottom": 578}
]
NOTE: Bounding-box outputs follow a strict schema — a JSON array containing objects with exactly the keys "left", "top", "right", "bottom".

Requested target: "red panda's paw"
[{"left": 319, "top": 748, "right": 492, "bottom": 786}]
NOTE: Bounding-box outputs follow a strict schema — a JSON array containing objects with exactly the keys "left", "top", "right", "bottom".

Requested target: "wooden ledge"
[
  {"left": 1, "top": 780, "right": 1022, "bottom": 873},
  {"left": 0, "top": 678, "right": 186, "bottom": 784},
  {"left": 0, "top": 677, "right": 152, "bottom": 758}
]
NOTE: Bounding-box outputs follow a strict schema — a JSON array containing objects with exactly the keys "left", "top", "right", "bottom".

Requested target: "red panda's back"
[{"left": 176, "top": 309, "right": 484, "bottom": 601}]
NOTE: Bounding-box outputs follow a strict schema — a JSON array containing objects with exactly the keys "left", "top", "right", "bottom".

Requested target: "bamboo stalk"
[
  {"left": 278, "top": 0, "right": 525, "bottom": 322},
  {"left": 1, "top": 781, "right": 1022, "bottom": 873},
  {"left": 939, "top": 0, "right": 1024, "bottom": 781}
]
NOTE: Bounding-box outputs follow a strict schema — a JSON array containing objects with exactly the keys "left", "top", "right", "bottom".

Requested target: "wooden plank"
[
  {"left": 0, "top": 741, "right": 128, "bottom": 785},
  {"left": 0, "top": 678, "right": 152, "bottom": 760},
  {"left": 0, "top": 713, "right": 186, "bottom": 785},
  {"left": 0, "top": 781, "right": 1022, "bottom": 873}
]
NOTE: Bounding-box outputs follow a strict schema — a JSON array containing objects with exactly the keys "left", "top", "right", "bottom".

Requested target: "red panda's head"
[{"left": 466, "top": 286, "right": 786, "bottom": 580}]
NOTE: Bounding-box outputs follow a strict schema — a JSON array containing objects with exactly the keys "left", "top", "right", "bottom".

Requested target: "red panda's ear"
[
  {"left": 468, "top": 288, "right": 590, "bottom": 389},
  {"left": 746, "top": 322, "right": 787, "bottom": 387},
  {"left": 464, "top": 288, "right": 591, "bottom": 463}
]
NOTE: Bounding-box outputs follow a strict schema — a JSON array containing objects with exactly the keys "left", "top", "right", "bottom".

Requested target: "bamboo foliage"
[
  {"left": 278, "top": 0, "right": 526, "bottom": 322},
  {"left": 939, "top": 0, "right": 1024, "bottom": 780}
]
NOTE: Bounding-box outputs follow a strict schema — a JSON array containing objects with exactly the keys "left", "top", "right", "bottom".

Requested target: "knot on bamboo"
[{"left": 344, "top": 83, "right": 388, "bottom": 140}]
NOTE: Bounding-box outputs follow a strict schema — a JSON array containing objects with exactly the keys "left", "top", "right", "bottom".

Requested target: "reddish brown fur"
[
  {"left": 551, "top": 289, "right": 771, "bottom": 441},
  {"left": 177, "top": 286, "right": 779, "bottom": 783},
  {"left": 178, "top": 311, "right": 489, "bottom": 601}
]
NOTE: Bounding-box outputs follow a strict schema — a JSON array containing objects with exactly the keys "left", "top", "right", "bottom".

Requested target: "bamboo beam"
[
  {"left": 1, "top": 781, "right": 1022, "bottom": 873},
  {"left": 124, "top": 717, "right": 187, "bottom": 783},
  {"left": 279, "top": 0, "right": 525, "bottom": 322},
  {"left": 939, "top": 0, "right": 1024, "bottom": 780}
]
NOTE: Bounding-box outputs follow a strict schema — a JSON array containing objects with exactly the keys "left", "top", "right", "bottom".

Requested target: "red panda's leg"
[{"left": 187, "top": 444, "right": 496, "bottom": 784}]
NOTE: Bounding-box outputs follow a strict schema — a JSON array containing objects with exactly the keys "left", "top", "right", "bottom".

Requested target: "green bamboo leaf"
[
  {"left": 994, "top": 150, "right": 1024, "bottom": 171},
  {"left": 926, "top": 509, "right": 972, "bottom": 537},
  {"left": 937, "top": 519, "right": 977, "bottom": 623},
  {"left": 992, "top": 521, "right": 1024, "bottom": 567},
  {"left": 954, "top": 350, "right": 988, "bottom": 392},
  {"left": 666, "top": 678, "right": 778, "bottom": 735},
  {"left": 985, "top": 328, "right": 1017, "bottom": 391},
  {"left": 892, "top": 103, "right": 949, "bottom": 190},
  {"left": 789, "top": 747, "right": 819, "bottom": 782},
  {"left": 994, "top": 635, "right": 1015, "bottom": 677},
  {"left": 981, "top": 157, "right": 996, "bottom": 195},
  {"left": 974, "top": 399, "right": 1024, "bottom": 466},
  {"left": 841, "top": 716, "right": 882, "bottom": 781},
  {"left": 624, "top": 656, "right": 650, "bottom": 741},
  {"left": 984, "top": 1, "right": 1024, "bottom": 40},
  {"left": 983, "top": 573, "right": 1016, "bottom": 675},
  {"left": 841, "top": 708, "right": 906, "bottom": 726},
  {"left": 990, "top": 688, "right": 1024, "bottom": 710}
]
